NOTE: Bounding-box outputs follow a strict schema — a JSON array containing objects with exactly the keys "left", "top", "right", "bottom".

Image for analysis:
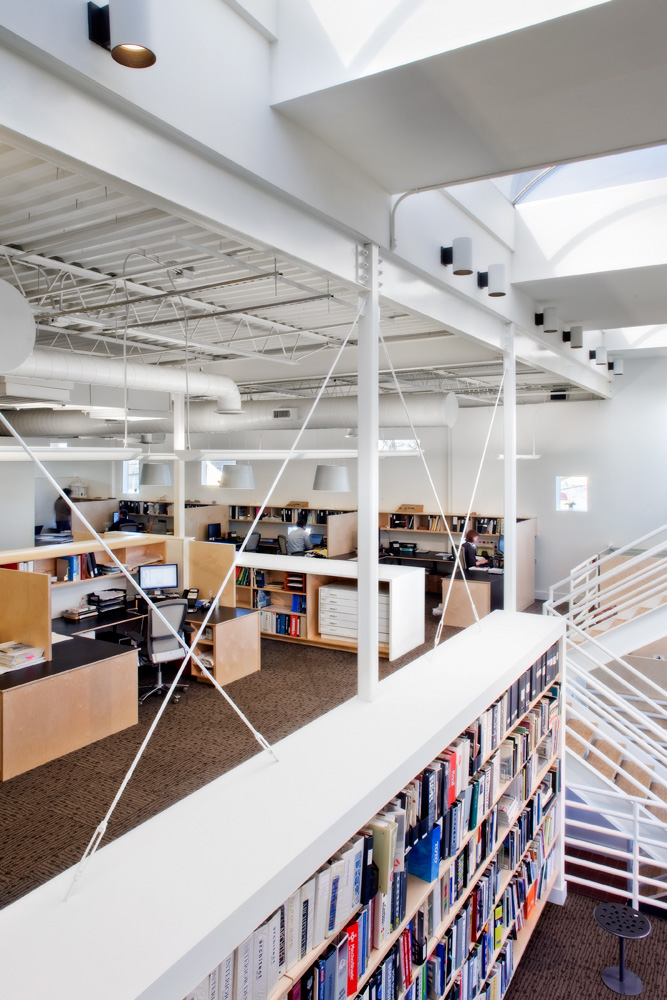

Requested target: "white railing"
[
  {"left": 545, "top": 523, "right": 667, "bottom": 631},
  {"left": 566, "top": 783, "right": 667, "bottom": 910}
]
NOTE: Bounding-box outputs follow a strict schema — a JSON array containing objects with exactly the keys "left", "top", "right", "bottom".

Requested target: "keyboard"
[{"left": 487, "top": 567, "right": 504, "bottom": 574}]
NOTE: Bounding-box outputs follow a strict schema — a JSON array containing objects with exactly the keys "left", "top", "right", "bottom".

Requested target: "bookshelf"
[
  {"left": 0, "top": 612, "right": 563, "bottom": 1000},
  {"left": 235, "top": 554, "right": 424, "bottom": 660},
  {"left": 180, "top": 615, "right": 564, "bottom": 1000},
  {"left": 228, "top": 507, "right": 358, "bottom": 558},
  {"left": 381, "top": 512, "right": 536, "bottom": 611}
]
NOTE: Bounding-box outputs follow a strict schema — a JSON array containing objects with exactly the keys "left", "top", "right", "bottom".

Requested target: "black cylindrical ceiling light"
[
  {"left": 542, "top": 306, "right": 558, "bottom": 333},
  {"left": 569, "top": 325, "right": 584, "bottom": 349},
  {"left": 110, "top": 0, "right": 156, "bottom": 68}
]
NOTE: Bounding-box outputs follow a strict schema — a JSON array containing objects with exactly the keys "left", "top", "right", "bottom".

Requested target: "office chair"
[
  {"left": 277, "top": 534, "right": 288, "bottom": 555},
  {"left": 245, "top": 531, "right": 261, "bottom": 552},
  {"left": 136, "top": 599, "right": 193, "bottom": 705}
]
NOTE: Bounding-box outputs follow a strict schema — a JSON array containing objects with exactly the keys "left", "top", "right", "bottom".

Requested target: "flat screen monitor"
[
  {"left": 309, "top": 532, "right": 323, "bottom": 547},
  {"left": 113, "top": 511, "right": 121, "bottom": 523},
  {"left": 138, "top": 562, "right": 178, "bottom": 593},
  {"left": 498, "top": 534, "right": 504, "bottom": 555},
  {"left": 207, "top": 522, "right": 221, "bottom": 540}
]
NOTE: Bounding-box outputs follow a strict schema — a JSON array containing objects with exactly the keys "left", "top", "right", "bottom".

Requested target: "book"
[
  {"left": 367, "top": 817, "right": 397, "bottom": 895},
  {"left": 234, "top": 934, "right": 253, "bottom": 1000},
  {"left": 285, "top": 889, "right": 301, "bottom": 970},
  {"left": 220, "top": 954, "right": 234, "bottom": 1000},
  {"left": 252, "top": 922, "right": 268, "bottom": 1000},
  {"left": 266, "top": 909, "right": 281, "bottom": 995},
  {"left": 299, "top": 877, "right": 316, "bottom": 959}
]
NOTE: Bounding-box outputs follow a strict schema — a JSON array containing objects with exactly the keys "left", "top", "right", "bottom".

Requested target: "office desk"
[
  {"left": 52, "top": 604, "right": 262, "bottom": 687},
  {"left": 0, "top": 636, "right": 138, "bottom": 780},
  {"left": 379, "top": 552, "right": 504, "bottom": 627}
]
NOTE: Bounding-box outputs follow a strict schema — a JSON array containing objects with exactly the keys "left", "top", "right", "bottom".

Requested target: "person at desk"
[
  {"left": 54, "top": 487, "right": 73, "bottom": 533},
  {"left": 287, "top": 515, "right": 313, "bottom": 555},
  {"left": 108, "top": 508, "right": 139, "bottom": 532},
  {"left": 462, "top": 529, "right": 488, "bottom": 569}
]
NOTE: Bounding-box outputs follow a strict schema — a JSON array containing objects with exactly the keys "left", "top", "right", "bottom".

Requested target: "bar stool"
[{"left": 593, "top": 902, "right": 651, "bottom": 996}]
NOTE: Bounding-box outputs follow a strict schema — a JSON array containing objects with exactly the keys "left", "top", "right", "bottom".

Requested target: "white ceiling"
[{"left": 274, "top": 0, "right": 667, "bottom": 193}]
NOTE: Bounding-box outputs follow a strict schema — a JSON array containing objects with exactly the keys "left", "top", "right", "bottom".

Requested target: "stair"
[
  {"left": 648, "top": 781, "right": 667, "bottom": 824},
  {"left": 615, "top": 759, "right": 652, "bottom": 796},
  {"left": 587, "top": 739, "right": 624, "bottom": 780},
  {"left": 565, "top": 718, "right": 594, "bottom": 757}
]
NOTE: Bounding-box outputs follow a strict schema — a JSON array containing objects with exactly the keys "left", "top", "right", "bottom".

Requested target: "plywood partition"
[
  {"left": 71, "top": 499, "right": 119, "bottom": 540},
  {"left": 327, "top": 511, "right": 358, "bottom": 558},
  {"left": 0, "top": 566, "right": 52, "bottom": 659},
  {"left": 516, "top": 517, "right": 537, "bottom": 612},
  {"left": 184, "top": 504, "right": 229, "bottom": 541},
  {"left": 188, "top": 541, "right": 236, "bottom": 606}
]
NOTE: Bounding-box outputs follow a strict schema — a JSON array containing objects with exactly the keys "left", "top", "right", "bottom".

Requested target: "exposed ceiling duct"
[
  {"left": 3, "top": 348, "right": 242, "bottom": 412},
  {"left": 0, "top": 392, "right": 458, "bottom": 438}
]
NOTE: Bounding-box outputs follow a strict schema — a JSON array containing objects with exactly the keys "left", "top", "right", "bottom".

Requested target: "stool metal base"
[{"left": 602, "top": 965, "right": 643, "bottom": 996}]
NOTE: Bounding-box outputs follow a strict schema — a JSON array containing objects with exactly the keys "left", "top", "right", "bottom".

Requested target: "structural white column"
[
  {"left": 172, "top": 392, "right": 186, "bottom": 538},
  {"left": 503, "top": 325, "right": 517, "bottom": 613},
  {"left": 357, "top": 244, "right": 380, "bottom": 702}
]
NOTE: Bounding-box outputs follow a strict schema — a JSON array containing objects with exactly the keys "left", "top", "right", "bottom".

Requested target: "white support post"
[
  {"left": 503, "top": 324, "right": 517, "bottom": 613},
  {"left": 357, "top": 244, "right": 380, "bottom": 702},
  {"left": 172, "top": 392, "right": 185, "bottom": 539}
]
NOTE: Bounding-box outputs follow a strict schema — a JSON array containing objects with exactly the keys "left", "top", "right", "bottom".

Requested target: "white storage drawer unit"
[{"left": 319, "top": 582, "right": 390, "bottom": 642}]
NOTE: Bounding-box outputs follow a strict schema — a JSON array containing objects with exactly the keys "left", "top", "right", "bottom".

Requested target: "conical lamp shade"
[
  {"left": 139, "top": 462, "right": 173, "bottom": 486},
  {"left": 220, "top": 464, "right": 255, "bottom": 489},
  {"left": 313, "top": 465, "right": 350, "bottom": 491}
]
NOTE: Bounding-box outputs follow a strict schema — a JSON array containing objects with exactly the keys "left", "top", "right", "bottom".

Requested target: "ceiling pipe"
[
  {"left": 0, "top": 392, "right": 458, "bottom": 437},
  {"left": 3, "top": 347, "right": 242, "bottom": 411}
]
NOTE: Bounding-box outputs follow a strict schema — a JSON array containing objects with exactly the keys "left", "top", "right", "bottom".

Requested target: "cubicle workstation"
[{"left": 0, "top": 536, "right": 259, "bottom": 779}]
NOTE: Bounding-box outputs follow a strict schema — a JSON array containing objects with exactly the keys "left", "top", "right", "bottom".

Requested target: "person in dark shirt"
[
  {"left": 54, "top": 487, "right": 73, "bottom": 532},
  {"left": 462, "top": 528, "right": 488, "bottom": 569},
  {"left": 108, "top": 508, "right": 139, "bottom": 532}
]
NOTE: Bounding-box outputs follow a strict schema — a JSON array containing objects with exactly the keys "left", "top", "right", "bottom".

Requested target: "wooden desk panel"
[
  {"left": 189, "top": 608, "right": 261, "bottom": 686},
  {"left": 0, "top": 641, "right": 138, "bottom": 780}
]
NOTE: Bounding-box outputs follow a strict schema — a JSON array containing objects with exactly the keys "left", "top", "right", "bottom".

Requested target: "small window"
[
  {"left": 557, "top": 475, "right": 588, "bottom": 511},
  {"left": 201, "top": 459, "right": 236, "bottom": 486},
  {"left": 378, "top": 438, "right": 420, "bottom": 453},
  {"left": 123, "top": 458, "right": 140, "bottom": 495}
]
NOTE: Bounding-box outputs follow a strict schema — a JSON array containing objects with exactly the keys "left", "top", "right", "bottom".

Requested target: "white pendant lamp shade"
[
  {"left": 542, "top": 306, "right": 559, "bottom": 333},
  {"left": 452, "top": 237, "right": 473, "bottom": 275},
  {"left": 140, "top": 461, "right": 173, "bottom": 486},
  {"left": 313, "top": 465, "right": 351, "bottom": 492},
  {"left": 612, "top": 359, "right": 624, "bottom": 375},
  {"left": 487, "top": 263, "right": 506, "bottom": 297},
  {"left": 570, "top": 325, "right": 584, "bottom": 349},
  {"left": 110, "top": 0, "right": 156, "bottom": 67},
  {"left": 595, "top": 345, "right": 608, "bottom": 365},
  {"left": 220, "top": 464, "right": 255, "bottom": 489}
]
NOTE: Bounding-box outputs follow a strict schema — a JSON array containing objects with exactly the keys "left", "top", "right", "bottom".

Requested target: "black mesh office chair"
[
  {"left": 245, "top": 531, "right": 261, "bottom": 552},
  {"left": 277, "top": 535, "right": 288, "bottom": 555},
  {"left": 137, "top": 599, "right": 192, "bottom": 705}
]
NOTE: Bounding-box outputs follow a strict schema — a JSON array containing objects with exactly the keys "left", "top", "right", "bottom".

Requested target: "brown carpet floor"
[
  {"left": 506, "top": 891, "right": 667, "bottom": 1000},
  {"left": 0, "top": 593, "right": 458, "bottom": 908}
]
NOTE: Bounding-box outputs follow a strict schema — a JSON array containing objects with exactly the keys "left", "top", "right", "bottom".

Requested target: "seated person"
[
  {"left": 54, "top": 487, "right": 73, "bottom": 533},
  {"left": 108, "top": 508, "right": 139, "bottom": 531},
  {"left": 462, "top": 528, "right": 488, "bottom": 569},
  {"left": 286, "top": 515, "right": 313, "bottom": 555}
]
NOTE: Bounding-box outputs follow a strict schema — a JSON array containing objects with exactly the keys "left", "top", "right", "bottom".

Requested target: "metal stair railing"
[{"left": 545, "top": 524, "right": 667, "bottom": 624}]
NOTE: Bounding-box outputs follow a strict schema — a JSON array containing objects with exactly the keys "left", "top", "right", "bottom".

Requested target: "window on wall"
[
  {"left": 378, "top": 438, "right": 420, "bottom": 453},
  {"left": 556, "top": 475, "right": 588, "bottom": 511},
  {"left": 201, "top": 459, "right": 236, "bottom": 486},
  {"left": 123, "top": 458, "right": 140, "bottom": 495}
]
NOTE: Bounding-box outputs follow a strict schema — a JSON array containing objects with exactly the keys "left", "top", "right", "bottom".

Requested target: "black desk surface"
[
  {"left": 0, "top": 635, "right": 134, "bottom": 692},
  {"left": 51, "top": 603, "right": 256, "bottom": 638}
]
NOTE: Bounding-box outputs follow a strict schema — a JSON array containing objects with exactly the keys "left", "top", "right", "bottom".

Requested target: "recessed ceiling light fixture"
[{"left": 88, "top": 1, "right": 157, "bottom": 68}]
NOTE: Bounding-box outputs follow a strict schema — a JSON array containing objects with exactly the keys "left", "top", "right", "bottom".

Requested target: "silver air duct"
[
  {"left": 0, "top": 392, "right": 457, "bottom": 437},
  {"left": 5, "top": 348, "right": 242, "bottom": 412}
]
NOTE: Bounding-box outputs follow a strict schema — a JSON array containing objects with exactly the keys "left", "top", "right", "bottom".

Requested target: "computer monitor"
[
  {"left": 113, "top": 511, "right": 121, "bottom": 523},
  {"left": 137, "top": 562, "right": 178, "bottom": 593},
  {"left": 498, "top": 535, "right": 504, "bottom": 555},
  {"left": 207, "top": 522, "right": 222, "bottom": 540},
  {"left": 309, "top": 532, "right": 323, "bottom": 547}
]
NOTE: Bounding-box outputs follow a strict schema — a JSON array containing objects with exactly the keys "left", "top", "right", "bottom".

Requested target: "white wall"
[
  {"left": 35, "top": 462, "right": 114, "bottom": 529},
  {"left": 450, "top": 357, "right": 667, "bottom": 595},
  {"left": 0, "top": 463, "right": 35, "bottom": 549}
]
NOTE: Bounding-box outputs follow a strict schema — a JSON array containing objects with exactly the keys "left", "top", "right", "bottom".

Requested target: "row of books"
[
  {"left": 260, "top": 611, "right": 304, "bottom": 637},
  {"left": 236, "top": 567, "right": 253, "bottom": 587},
  {"left": 472, "top": 518, "right": 502, "bottom": 536},
  {"left": 228, "top": 507, "right": 345, "bottom": 524},
  {"left": 55, "top": 552, "right": 114, "bottom": 582},
  {"left": 0, "top": 640, "right": 45, "bottom": 670},
  {"left": 183, "top": 661, "right": 561, "bottom": 1000}
]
